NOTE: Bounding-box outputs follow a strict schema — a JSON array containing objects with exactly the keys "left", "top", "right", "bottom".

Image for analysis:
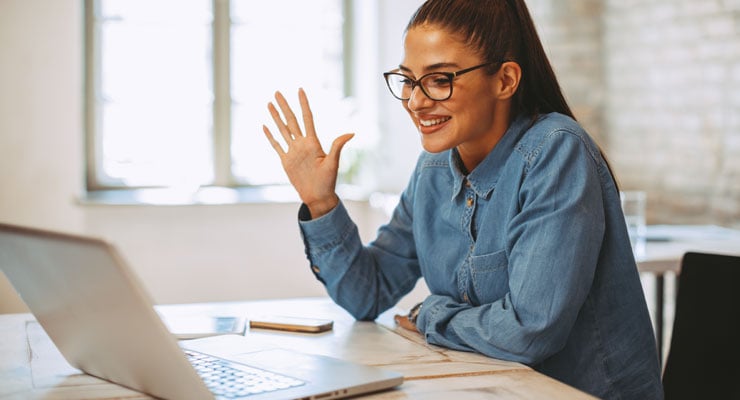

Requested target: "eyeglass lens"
[{"left": 386, "top": 73, "right": 453, "bottom": 101}]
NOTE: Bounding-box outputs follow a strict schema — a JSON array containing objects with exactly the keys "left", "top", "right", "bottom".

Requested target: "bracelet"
[{"left": 408, "top": 302, "right": 423, "bottom": 325}]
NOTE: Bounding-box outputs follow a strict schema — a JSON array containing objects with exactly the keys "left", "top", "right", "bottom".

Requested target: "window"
[{"left": 85, "top": 0, "right": 371, "bottom": 193}]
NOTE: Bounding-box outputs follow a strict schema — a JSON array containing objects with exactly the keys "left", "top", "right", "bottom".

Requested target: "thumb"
[{"left": 328, "top": 133, "right": 355, "bottom": 164}]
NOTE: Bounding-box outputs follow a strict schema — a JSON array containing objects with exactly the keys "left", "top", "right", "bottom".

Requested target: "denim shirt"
[{"left": 298, "top": 113, "right": 664, "bottom": 399}]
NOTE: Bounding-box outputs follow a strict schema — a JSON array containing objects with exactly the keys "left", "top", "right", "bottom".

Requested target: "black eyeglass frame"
[{"left": 382, "top": 61, "right": 505, "bottom": 101}]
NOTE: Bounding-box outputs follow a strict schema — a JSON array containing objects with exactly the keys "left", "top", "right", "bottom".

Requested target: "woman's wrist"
[{"left": 305, "top": 195, "right": 339, "bottom": 219}]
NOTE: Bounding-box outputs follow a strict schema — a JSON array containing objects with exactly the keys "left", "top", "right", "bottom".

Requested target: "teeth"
[{"left": 420, "top": 117, "right": 450, "bottom": 127}]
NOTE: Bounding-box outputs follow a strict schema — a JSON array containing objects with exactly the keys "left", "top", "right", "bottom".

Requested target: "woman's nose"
[{"left": 407, "top": 85, "right": 433, "bottom": 111}]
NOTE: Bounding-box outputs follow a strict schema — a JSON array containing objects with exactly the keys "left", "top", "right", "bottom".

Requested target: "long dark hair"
[{"left": 407, "top": 0, "right": 620, "bottom": 187}]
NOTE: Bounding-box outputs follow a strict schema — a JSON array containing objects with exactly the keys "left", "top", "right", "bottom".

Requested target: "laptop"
[{"left": 0, "top": 222, "right": 403, "bottom": 400}]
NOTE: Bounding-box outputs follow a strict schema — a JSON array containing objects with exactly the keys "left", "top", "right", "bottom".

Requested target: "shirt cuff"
[{"left": 298, "top": 200, "right": 354, "bottom": 256}]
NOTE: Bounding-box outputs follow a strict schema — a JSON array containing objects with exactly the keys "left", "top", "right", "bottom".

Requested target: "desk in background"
[
  {"left": 0, "top": 297, "right": 594, "bottom": 399},
  {"left": 637, "top": 225, "right": 740, "bottom": 360}
]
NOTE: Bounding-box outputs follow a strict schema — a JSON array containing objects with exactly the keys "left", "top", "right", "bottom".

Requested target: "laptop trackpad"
[
  {"left": 233, "top": 348, "right": 337, "bottom": 379},
  {"left": 233, "top": 348, "right": 397, "bottom": 390}
]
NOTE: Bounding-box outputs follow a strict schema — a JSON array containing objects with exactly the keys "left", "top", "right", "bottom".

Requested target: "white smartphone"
[{"left": 248, "top": 315, "right": 334, "bottom": 333}]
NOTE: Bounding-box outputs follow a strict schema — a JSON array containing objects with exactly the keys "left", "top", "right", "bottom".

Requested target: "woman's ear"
[{"left": 496, "top": 61, "right": 521, "bottom": 100}]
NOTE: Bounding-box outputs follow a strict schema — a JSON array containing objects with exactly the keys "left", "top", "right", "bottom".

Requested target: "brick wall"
[{"left": 530, "top": 0, "right": 740, "bottom": 227}]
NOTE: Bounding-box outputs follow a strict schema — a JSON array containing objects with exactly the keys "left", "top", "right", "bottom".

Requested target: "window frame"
[{"left": 83, "top": 0, "right": 356, "bottom": 192}]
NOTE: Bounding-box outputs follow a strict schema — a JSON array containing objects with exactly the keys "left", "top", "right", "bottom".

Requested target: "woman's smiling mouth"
[{"left": 419, "top": 116, "right": 451, "bottom": 127}]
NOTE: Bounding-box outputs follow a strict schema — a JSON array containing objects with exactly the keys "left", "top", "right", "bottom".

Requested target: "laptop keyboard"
[{"left": 185, "top": 350, "right": 306, "bottom": 398}]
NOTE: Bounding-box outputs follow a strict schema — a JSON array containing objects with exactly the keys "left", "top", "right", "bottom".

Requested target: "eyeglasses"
[{"left": 383, "top": 61, "right": 502, "bottom": 101}]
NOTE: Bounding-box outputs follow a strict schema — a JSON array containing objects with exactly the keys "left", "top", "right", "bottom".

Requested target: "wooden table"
[
  {"left": 0, "top": 297, "right": 594, "bottom": 399},
  {"left": 636, "top": 225, "right": 740, "bottom": 361}
]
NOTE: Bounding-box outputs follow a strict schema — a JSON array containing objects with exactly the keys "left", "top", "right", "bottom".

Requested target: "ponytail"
[{"left": 506, "top": 0, "right": 574, "bottom": 121}]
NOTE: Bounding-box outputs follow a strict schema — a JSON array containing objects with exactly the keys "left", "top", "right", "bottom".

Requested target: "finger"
[
  {"left": 267, "top": 101, "right": 293, "bottom": 143},
  {"left": 394, "top": 315, "right": 418, "bottom": 332},
  {"left": 274, "top": 91, "right": 303, "bottom": 138},
  {"left": 262, "top": 125, "right": 286, "bottom": 156},
  {"left": 328, "top": 133, "right": 355, "bottom": 165},
  {"left": 298, "top": 88, "right": 317, "bottom": 138}
]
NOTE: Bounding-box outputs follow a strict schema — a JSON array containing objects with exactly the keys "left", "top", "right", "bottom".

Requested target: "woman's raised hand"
[{"left": 262, "top": 88, "right": 354, "bottom": 219}]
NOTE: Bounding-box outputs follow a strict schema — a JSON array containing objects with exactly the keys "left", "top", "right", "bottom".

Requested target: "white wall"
[
  {"left": 0, "top": 0, "right": 428, "bottom": 314},
  {"left": 1, "top": 0, "right": 87, "bottom": 312}
]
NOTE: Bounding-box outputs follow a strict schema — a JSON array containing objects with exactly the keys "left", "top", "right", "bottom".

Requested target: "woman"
[{"left": 262, "top": 0, "right": 663, "bottom": 398}]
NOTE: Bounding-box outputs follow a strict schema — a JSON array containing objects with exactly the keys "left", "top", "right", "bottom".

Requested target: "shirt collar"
[{"left": 449, "top": 115, "right": 531, "bottom": 201}]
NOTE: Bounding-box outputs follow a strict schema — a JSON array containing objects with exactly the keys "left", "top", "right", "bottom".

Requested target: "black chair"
[{"left": 662, "top": 252, "right": 740, "bottom": 400}]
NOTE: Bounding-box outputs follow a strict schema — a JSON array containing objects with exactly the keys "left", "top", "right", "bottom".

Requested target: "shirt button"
[
  {"left": 463, "top": 292, "right": 469, "bottom": 303},
  {"left": 466, "top": 197, "right": 474, "bottom": 207},
  {"left": 311, "top": 265, "right": 320, "bottom": 274},
  {"left": 465, "top": 180, "right": 471, "bottom": 188}
]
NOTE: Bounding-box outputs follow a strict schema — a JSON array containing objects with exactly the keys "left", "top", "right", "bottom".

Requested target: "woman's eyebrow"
[
  {"left": 396, "top": 65, "right": 412, "bottom": 74},
  {"left": 398, "top": 62, "right": 461, "bottom": 74}
]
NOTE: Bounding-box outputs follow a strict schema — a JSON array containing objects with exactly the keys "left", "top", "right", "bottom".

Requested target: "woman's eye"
[{"left": 429, "top": 77, "right": 452, "bottom": 87}]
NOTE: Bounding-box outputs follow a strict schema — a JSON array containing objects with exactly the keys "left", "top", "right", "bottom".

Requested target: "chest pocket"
[{"left": 468, "top": 249, "right": 510, "bottom": 305}]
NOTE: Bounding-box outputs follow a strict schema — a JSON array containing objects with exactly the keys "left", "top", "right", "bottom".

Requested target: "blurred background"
[{"left": 1, "top": 0, "right": 738, "bottom": 314}]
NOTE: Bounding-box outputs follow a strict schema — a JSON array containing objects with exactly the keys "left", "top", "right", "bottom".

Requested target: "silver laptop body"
[{"left": 0, "top": 223, "right": 403, "bottom": 399}]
